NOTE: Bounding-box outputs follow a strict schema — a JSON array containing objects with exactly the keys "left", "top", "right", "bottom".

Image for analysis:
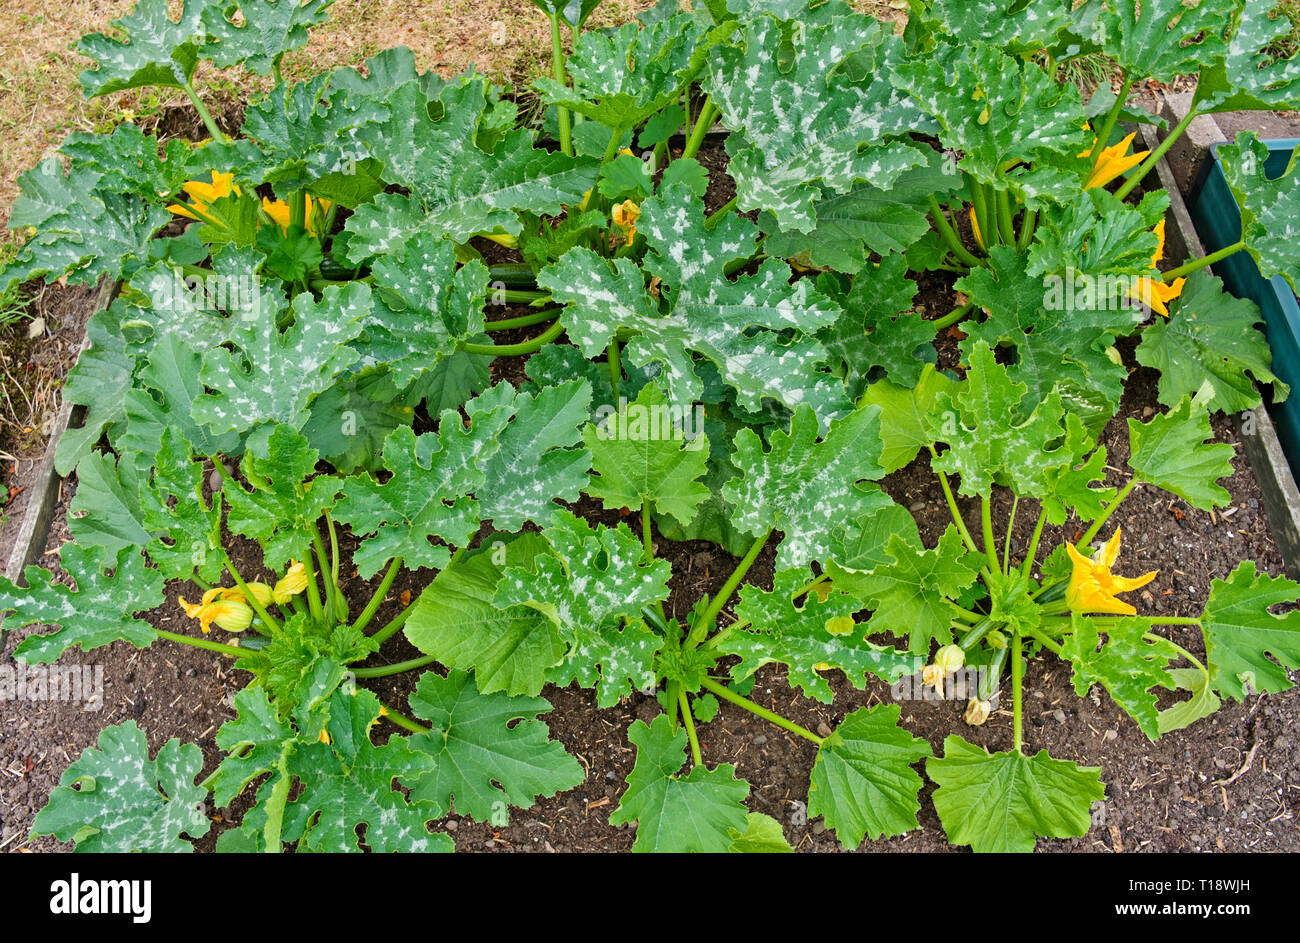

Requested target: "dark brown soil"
[{"left": 2, "top": 145, "right": 1298, "bottom": 854}]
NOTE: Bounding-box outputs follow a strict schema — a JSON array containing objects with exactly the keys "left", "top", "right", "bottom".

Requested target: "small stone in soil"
[
  {"left": 909, "top": 501, "right": 926, "bottom": 511},
  {"left": 817, "top": 722, "right": 833, "bottom": 738},
  {"left": 445, "top": 819, "right": 458, "bottom": 831},
  {"left": 1053, "top": 709, "right": 1067, "bottom": 724},
  {"left": 752, "top": 734, "right": 767, "bottom": 745}
]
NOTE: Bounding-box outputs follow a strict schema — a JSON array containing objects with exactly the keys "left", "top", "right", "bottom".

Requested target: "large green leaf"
[
  {"left": 32, "top": 722, "right": 208, "bottom": 852},
  {"left": 609, "top": 715, "right": 750, "bottom": 853},
  {"left": 140, "top": 427, "right": 225, "bottom": 583},
  {"left": 471, "top": 378, "right": 593, "bottom": 532},
  {"left": 723, "top": 568, "right": 919, "bottom": 702},
  {"left": 1202, "top": 560, "right": 1300, "bottom": 701},
  {"left": 959, "top": 245, "right": 1138, "bottom": 429},
  {"left": 930, "top": 340, "right": 1075, "bottom": 500},
  {"left": 539, "top": 184, "right": 850, "bottom": 420},
  {"left": 1095, "top": 0, "right": 1234, "bottom": 83},
  {"left": 705, "top": 9, "right": 929, "bottom": 231},
  {"left": 3, "top": 160, "right": 169, "bottom": 290},
  {"left": 5, "top": 545, "right": 164, "bottom": 665},
  {"left": 52, "top": 304, "right": 135, "bottom": 475},
  {"left": 222, "top": 424, "right": 342, "bottom": 571},
  {"left": 333, "top": 399, "right": 509, "bottom": 578},
  {"left": 193, "top": 283, "right": 370, "bottom": 437},
  {"left": 210, "top": 686, "right": 296, "bottom": 807},
  {"left": 361, "top": 234, "right": 489, "bottom": 388},
  {"left": 495, "top": 510, "right": 671, "bottom": 707},
  {"left": 859, "top": 526, "right": 983, "bottom": 653},
  {"left": 533, "top": 11, "right": 713, "bottom": 133},
  {"left": 927, "top": 735, "right": 1105, "bottom": 853},
  {"left": 76, "top": 0, "right": 207, "bottom": 97},
  {"left": 584, "top": 381, "right": 710, "bottom": 528},
  {"left": 201, "top": 0, "right": 336, "bottom": 74},
  {"left": 1126, "top": 388, "right": 1235, "bottom": 510},
  {"left": 930, "top": 0, "right": 1075, "bottom": 52},
  {"left": 1135, "top": 268, "right": 1286, "bottom": 413},
  {"left": 860, "top": 365, "right": 954, "bottom": 475},
  {"left": 818, "top": 253, "right": 932, "bottom": 394},
  {"left": 405, "top": 669, "right": 583, "bottom": 823},
  {"left": 724, "top": 403, "right": 891, "bottom": 571},
  {"left": 761, "top": 150, "right": 963, "bottom": 273},
  {"left": 66, "top": 451, "right": 149, "bottom": 556},
  {"left": 119, "top": 330, "right": 243, "bottom": 474},
  {"left": 1218, "top": 132, "right": 1300, "bottom": 293},
  {"left": 405, "top": 534, "right": 565, "bottom": 697},
  {"left": 893, "top": 42, "right": 1089, "bottom": 204},
  {"left": 1195, "top": 0, "right": 1300, "bottom": 112},
  {"left": 342, "top": 79, "right": 598, "bottom": 258},
  {"left": 807, "top": 704, "right": 932, "bottom": 846},
  {"left": 281, "top": 687, "right": 451, "bottom": 852},
  {"left": 1061, "top": 614, "right": 1178, "bottom": 740}
]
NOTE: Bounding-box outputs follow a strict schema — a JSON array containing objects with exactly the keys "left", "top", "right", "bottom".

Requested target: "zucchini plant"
[{"left": 3, "top": 0, "right": 1300, "bottom": 853}]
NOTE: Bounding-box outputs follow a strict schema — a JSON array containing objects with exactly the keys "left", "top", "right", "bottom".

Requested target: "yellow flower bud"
[
  {"left": 964, "top": 698, "right": 991, "bottom": 726},
  {"left": 935, "top": 644, "right": 965, "bottom": 674}
]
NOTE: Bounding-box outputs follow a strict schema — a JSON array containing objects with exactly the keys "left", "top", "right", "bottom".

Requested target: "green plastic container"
[{"left": 1189, "top": 137, "right": 1300, "bottom": 478}]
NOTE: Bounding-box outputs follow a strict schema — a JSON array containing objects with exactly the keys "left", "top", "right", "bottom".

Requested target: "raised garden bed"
[{"left": 3, "top": 0, "right": 1300, "bottom": 856}]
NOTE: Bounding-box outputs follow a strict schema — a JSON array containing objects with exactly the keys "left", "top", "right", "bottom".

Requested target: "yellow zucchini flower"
[
  {"left": 1127, "top": 220, "right": 1185, "bottom": 316},
  {"left": 1081, "top": 131, "right": 1149, "bottom": 190},
  {"left": 272, "top": 561, "right": 308, "bottom": 606},
  {"left": 261, "top": 194, "right": 333, "bottom": 236},
  {"left": 612, "top": 199, "right": 640, "bottom": 247},
  {"left": 168, "top": 171, "right": 240, "bottom": 223},
  {"left": 1064, "top": 528, "right": 1157, "bottom": 616},
  {"left": 179, "top": 591, "right": 254, "bottom": 634},
  {"left": 964, "top": 698, "right": 991, "bottom": 726}
]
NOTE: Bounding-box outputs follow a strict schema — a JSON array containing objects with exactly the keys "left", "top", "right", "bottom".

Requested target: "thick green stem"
[
  {"left": 981, "top": 496, "right": 999, "bottom": 572},
  {"left": 666, "top": 679, "right": 681, "bottom": 730},
  {"left": 930, "top": 301, "right": 973, "bottom": 332},
  {"left": 1162, "top": 241, "right": 1246, "bottom": 282},
  {"left": 312, "top": 529, "right": 336, "bottom": 624},
  {"left": 459, "top": 319, "right": 565, "bottom": 356},
  {"left": 679, "top": 689, "right": 703, "bottom": 766},
  {"left": 1077, "top": 478, "right": 1138, "bottom": 549},
  {"left": 1020, "top": 507, "right": 1048, "bottom": 578},
  {"left": 298, "top": 549, "right": 326, "bottom": 623},
  {"left": 1115, "top": 106, "right": 1200, "bottom": 201},
  {"left": 927, "top": 194, "right": 982, "bottom": 267},
  {"left": 155, "top": 627, "right": 244, "bottom": 658},
  {"left": 705, "top": 196, "right": 738, "bottom": 229},
  {"left": 682, "top": 101, "right": 718, "bottom": 161},
  {"left": 607, "top": 339, "right": 622, "bottom": 401},
  {"left": 688, "top": 530, "right": 771, "bottom": 647},
  {"left": 1024, "top": 623, "right": 1064, "bottom": 657},
  {"left": 380, "top": 706, "right": 429, "bottom": 735},
  {"left": 700, "top": 678, "right": 823, "bottom": 746},
  {"left": 1016, "top": 207, "right": 1038, "bottom": 251},
  {"left": 1012, "top": 629, "right": 1024, "bottom": 753},
  {"left": 352, "top": 653, "right": 437, "bottom": 679},
  {"left": 353, "top": 556, "right": 402, "bottom": 635},
  {"left": 370, "top": 604, "right": 412, "bottom": 647},
  {"left": 550, "top": 15, "right": 572, "bottom": 158},
  {"left": 995, "top": 188, "right": 1016, "bottom": 246},
  {"left": 181, "top": 79, "right": 227, "bottom": 143},
  {"left": 929, "top": 448, "right": 980, "bottom": 554},
  {"left": 484, "top": 309, "right": 557, "bottom": 332}
]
